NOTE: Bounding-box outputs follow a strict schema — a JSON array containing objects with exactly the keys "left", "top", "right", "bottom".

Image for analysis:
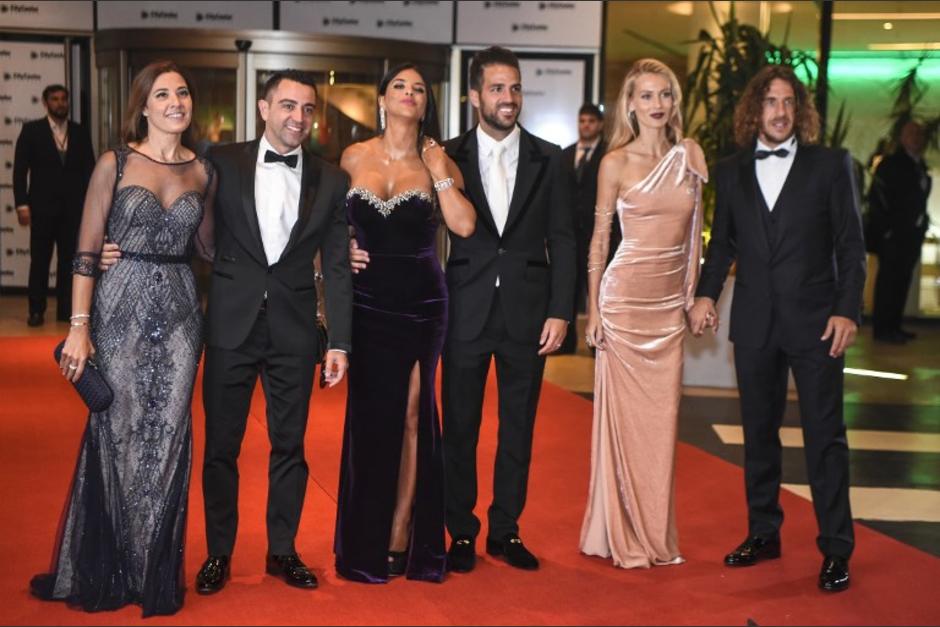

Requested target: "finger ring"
[{"left": 68, "top": 364, "right": 78, "bottom": 370}]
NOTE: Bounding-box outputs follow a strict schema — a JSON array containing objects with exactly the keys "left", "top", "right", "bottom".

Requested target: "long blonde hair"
[{"left": 608, "top": 58, "right": 684, "bottom": 152}]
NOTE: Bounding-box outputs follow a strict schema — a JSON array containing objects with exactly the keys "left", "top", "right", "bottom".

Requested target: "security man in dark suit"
[
  {"left": 13, "top": 84, "right": 95, "bottom": 326},
  {"left": 868, "top": 120, "right": 931, "bottom": 344}
]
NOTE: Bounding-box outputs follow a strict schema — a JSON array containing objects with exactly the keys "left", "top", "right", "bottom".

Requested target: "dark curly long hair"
[{"left": 733, "top": 65, "right": 820, "bottom": 148}]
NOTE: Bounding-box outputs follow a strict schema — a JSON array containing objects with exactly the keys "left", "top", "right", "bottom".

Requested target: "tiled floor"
[
  {"left": 3, "top": 294, "right": 938, "bottom": 556},
  {"left": 544, "top": 313, "right": 940, "bottom": 557}
]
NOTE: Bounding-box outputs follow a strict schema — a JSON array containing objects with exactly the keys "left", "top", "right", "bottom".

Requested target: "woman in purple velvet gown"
[{"left": 334, "top": 64, "right": 475, "bottom": 583}]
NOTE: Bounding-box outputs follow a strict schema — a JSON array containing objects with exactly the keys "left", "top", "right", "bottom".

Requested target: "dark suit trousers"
[
  {"left": 873, "top": 230, "right": 925, "bottom": 335},
  {"left": 733, "top": 323, "right": 854, "bottom": 559},
  {"left": 202, "top": 308, "right": 317, "bottom": 556},
  {"left": 442, "top": 289, "right": 546, "bottom": 541},
  {"left": 29, "top": 205, "right": 79, "bottom": 318}
]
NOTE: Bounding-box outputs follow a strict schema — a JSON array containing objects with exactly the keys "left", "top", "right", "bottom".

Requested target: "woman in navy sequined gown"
[
  {"left": 33, "top": 62, "right": 215, "bottom": 617},
  {"left": 334, "top": 64, "right": 475, "bottom": 583}
]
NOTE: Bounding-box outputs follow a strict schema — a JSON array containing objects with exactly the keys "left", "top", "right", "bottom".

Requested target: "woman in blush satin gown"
[
  {"left": 581, "top": 58, "right": 708, "bottom": 569},
  {"left": 334, "top": 63, "right": 475, "bottom": 583}
]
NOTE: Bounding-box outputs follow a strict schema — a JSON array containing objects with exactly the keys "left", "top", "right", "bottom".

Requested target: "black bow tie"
[
  {"left": 264, "top": 150, "right": 298, "bottom": 168},
  {"left": 755, "top": 148, "right": 790, "bottom": 160}
]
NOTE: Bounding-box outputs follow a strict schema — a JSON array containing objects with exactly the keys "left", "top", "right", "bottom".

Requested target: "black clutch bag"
[
  {"left": 316, "top": 315, "right": 330, "bottom": 389},
  {"left": 54, "top": 339, "right": 114, "bottom": 412}
]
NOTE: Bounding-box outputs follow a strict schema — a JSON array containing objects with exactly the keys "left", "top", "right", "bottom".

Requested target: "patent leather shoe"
[
  {"left": 724, "top": 536, "right": 781, "bottom": 567},
  {"left": 818, "top": 556, "right": 850, "bottom": 592},
  {"left": 388, "top": 550, "right": 408, "bottom": 577},
  {"left": 265, "top": 553, "right": 318, "bottom": 589},
  {"left": 195, "top": 555, "right": 230, "bottom": 594},
  {"left": 486, "top": 533, "right": 539, "bottom": 570},
  {"left": 27, "top": 313, "right": 43, "bottom": 327},
  {"left": 447, "top": 536, "right": 476, "bottom": 573}
]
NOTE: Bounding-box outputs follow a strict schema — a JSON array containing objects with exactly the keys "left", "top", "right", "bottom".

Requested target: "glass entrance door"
[{"left": 246, "top": 54, "right": 382, "bottom": 165}]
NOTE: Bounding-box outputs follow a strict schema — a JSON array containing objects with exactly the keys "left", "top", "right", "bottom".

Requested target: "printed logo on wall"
[
  {"left": 458, "top": 0, "right": 600, "bottom": 48},
  {"left": 281, "top": 1, "right": 454, "bottom": 44},
  {"left": 96, "top": 1, "right": 271, "bottom": 30},
  {"left": 0, "top": 41, "right": 65, "bottom": 289},
  {"left": 0, "top": 1, "right": 93, "bottom": 31}
]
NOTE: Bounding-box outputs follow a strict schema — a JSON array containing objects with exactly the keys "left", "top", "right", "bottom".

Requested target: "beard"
[
  {"left": 48, "top": 105, "right": 69, "bottom": 121},
  {"left": 480, "top": 102, "right": 519, "bottom": 132}
]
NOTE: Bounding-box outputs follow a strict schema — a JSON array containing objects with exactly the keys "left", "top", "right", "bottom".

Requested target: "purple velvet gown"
[{"left": 334, "top": 187, "right": 447, "bottom": 583}]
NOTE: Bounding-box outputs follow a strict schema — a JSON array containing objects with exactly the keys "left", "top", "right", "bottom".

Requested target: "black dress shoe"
[
  {"left": 724, "top": 536, "right": 781, "bottom": 567},
  {"left": 873, "top": 330, "right": 908, "bottom": 345},
  {"left": 898, "top": 328, "right": 917, "bottom": 340},
  {"left": 818, "top": 556, "right": 850, "bottom": 592},
  {"left": 447, "top": 536, "right": 476, "bottom": 573},
  {"left": 486, "top": 534, "right": 539, "bottom": 570},
  {"left": 195, "top": 555, "right": 230, "bottom": 594},
  {"left": 266, "top": 553, "right": 318, "bottom": 589},
  {"left": 27, "top": 313, "right": 44, "bottom": 327}
]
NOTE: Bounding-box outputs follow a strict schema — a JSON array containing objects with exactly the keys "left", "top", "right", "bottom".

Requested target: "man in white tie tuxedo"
[
  {"left": 194, "top": 70, "right": 353, "bottom": 594},
  {"left": 439, "top": 47, "right": 576, "bottom": 573}
]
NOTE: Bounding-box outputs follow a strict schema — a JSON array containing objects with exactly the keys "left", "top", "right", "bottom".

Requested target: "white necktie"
[{"left": 487, "top": 143, "right": 509, "bottom": 235}]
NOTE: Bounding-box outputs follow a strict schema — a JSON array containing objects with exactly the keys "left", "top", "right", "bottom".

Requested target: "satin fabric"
[
  {"left": 580, "top": 139, "right": 707, "bottom": 568},
  {"left": 334, "top": 189, "right": 447, "bottom": 583}
]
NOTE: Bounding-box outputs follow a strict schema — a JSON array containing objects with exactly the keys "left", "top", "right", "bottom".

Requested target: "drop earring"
[{"left": 379, "top": 107, "right": 386, "bottom": 131}]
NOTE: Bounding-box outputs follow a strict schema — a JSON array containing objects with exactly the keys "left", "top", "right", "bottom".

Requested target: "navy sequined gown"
[
  {"left": 31, "top": 147, "right": 215, "bottom": 616},
  {"left": 334, "top": 187, "right": 447, "bottom": 583}
]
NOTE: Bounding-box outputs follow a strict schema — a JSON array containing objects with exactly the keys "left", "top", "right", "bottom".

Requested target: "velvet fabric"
[{"left": 334, "top": 189, "right": 447, "bottom": 583}]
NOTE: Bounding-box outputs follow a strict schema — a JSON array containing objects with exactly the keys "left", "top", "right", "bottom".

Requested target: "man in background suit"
[
  {"left": 559, "top": 103, "right": 619, "bottom": 353},
  {"left": 689, "top": 66, "right": 865, "bottom": 592},
  {"left": 13, "top": 84, "right": 95, "bottom": 326},
  {"left": 195, "top": 70, "right": 352, "bottom": 594},
  {"left": 441, "top": 47, "right": 576, "bottom": 572},
  {"left": 868, "top": 120, "right": 931, "bottom": 344}
]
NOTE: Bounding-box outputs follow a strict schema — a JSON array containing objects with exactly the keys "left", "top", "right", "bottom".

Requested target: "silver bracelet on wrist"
[
  {"left": 433, "top": 177, "right": 455, "bottom": 192},
  {"left": 70, "top": 313, "right": 91, "bottom": 320}
]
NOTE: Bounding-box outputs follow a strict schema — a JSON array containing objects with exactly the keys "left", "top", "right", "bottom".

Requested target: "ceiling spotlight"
[
  {"left": 666, "top": 2, "right": 693, "bottom": 17},
  {"left": 883, "top": 22, "right": 894, "bottom": 30}
]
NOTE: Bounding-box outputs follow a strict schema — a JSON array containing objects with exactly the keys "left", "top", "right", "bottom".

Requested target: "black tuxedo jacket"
[
  {"left": 696, "top": 144, "right": 866, "bottom": 349},
  {"left": 13, "top": 117, "right": 95, "bottom": 215},
  {"left": 443, "top": 127, "right": 576, "bottom": 343},
  {"left": 562, "top": 139, "right": 605, "bottom": 229},
  {"left": 868, "top": 149, "right": 932, "bottom": 243},
  {"left": 205, "top": 140, "right": 352, "bottom": 356}
]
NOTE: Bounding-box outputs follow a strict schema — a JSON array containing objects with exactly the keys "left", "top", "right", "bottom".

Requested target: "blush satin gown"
[{"left": 580, "top": 138, "right": 707, "bottom": 569}]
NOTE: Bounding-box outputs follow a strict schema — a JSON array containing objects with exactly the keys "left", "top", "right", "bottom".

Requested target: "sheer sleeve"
[
  {"left": 193, "top": 158, "right": 217, "bottom": 263},
  {"left": 682, "top": 139, "right": 709, "bottom": 309},
  {"left": 587, "top": 191, "right": 616, "bottom": 275},
  {"left": 72, "top": 150, "right": 118, "bottom": 277}
]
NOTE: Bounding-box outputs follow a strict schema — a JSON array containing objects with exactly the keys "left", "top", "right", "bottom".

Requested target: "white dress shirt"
[
  {"left": 477, "top": 124, "right": 520, "bottom": 235},
  {"left": 255, "top": 135, "right": 303, "bottom": 266},
  {"left": 755, "top": 135, "right": 797, "bottom": 211}
]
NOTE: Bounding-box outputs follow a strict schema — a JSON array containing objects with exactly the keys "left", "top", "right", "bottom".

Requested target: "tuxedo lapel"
[
  {"left": 238, "top": 140, "right": 266, "bottom": 261},
  {"left": 738, "top": 153, "right": 772, "bottom": 262},
  {"left": 453, "top": 130, "right": 499, "bottom": 237},
  {"left": 503, "top": 128, "right": 549, "bottom": 236},
  {"left": 283, "top": 149, "right": 323, "bottom": 254}
]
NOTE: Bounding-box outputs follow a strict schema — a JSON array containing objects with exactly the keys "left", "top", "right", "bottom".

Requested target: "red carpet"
[{"left": 1, "top": 335, "right": 937, "bottom": 625}]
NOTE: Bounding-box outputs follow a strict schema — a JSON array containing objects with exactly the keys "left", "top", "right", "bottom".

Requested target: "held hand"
[
  {"left": 420, "top": 137, "right": 449, "bottom": 181},
  {"left": 821, "top": 315, "right": 857, "bottom": 358},
  {"left": 538, "top": 318, "right": 569, "bottom": 356},
  {"left": 585, "top": 313, "right": 606, "bottom": 351},
  {"left": 15, "top": 205, "right": 30, "bottom": 227},
  {"left": 321, "top": 350, "right": 349, "bottom": 387},
  {"left": 99, "top": 241, "right": 122, "bottom": 272},
  {"left": 60, "top": 326, "right": 96, "bottom": 383},
  {"left": 687, "top": 297, "right": 718, "bottom": 337},
  {"left": 349, "top": 237, "right": 370, "bottom": 274}
]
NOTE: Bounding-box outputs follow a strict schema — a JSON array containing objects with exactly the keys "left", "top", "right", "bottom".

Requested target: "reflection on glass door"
[{"left": 248, "top": 54, "right": 381, "bottom": 165}]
